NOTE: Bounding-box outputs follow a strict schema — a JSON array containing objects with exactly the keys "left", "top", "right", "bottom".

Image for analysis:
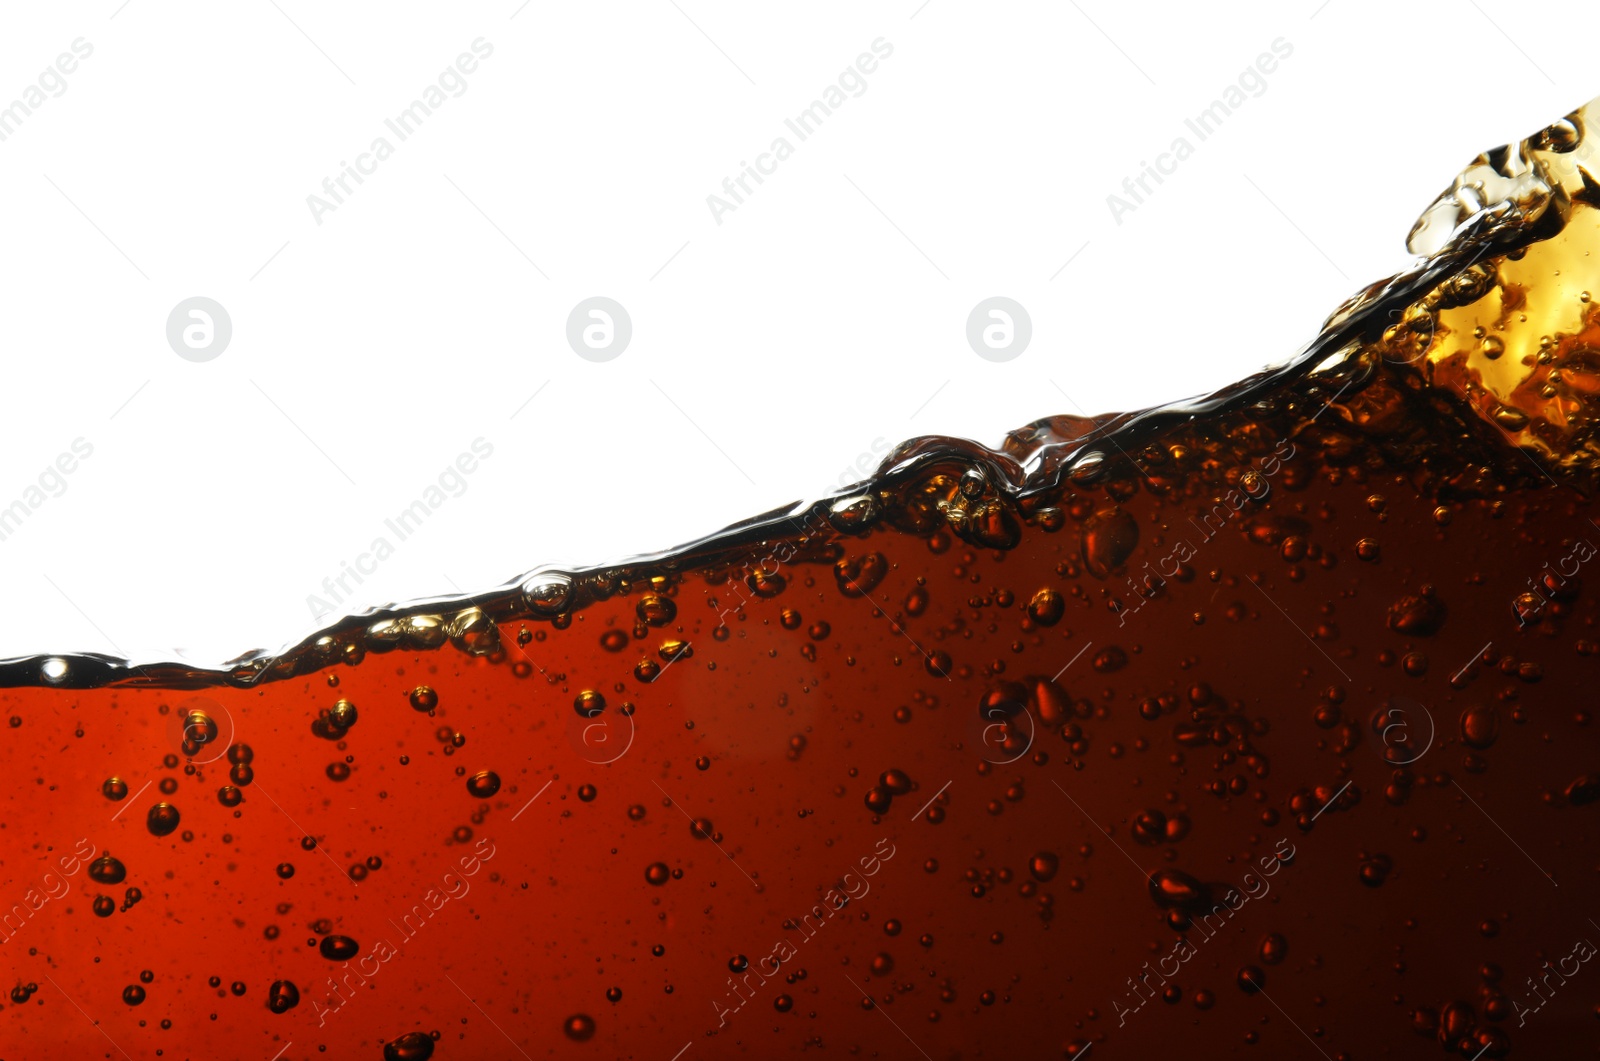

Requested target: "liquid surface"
[{"left": 6, "top": 97, "right": 1600, "bottom": 1059}]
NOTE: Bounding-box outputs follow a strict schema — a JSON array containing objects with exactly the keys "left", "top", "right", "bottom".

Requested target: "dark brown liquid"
[{"left": 5, "top": 99, "right": 1600, "bottom": 1060}]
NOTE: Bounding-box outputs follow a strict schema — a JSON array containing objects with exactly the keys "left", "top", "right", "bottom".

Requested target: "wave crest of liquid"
[{"left": 17, "top": 94, "right": 1600, "bottom": 690}]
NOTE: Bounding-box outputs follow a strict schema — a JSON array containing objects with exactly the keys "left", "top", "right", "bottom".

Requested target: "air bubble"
[
  {"left": 88, "top": 855, "right": 127, "bottom": 885},
  {"left": 146, "top": 803, "right": 181, "bottom": 837},
  {"left": 382, "top": 1031, "right": 435, "bottom": 1060},
  {"left": 466, "top": 770, "right": 501, "bottom": 798}
]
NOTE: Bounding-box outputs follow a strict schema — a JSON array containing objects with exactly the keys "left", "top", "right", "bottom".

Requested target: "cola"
[{"left": 5, "top": 96, "right": 1600, "bottom": 1059}]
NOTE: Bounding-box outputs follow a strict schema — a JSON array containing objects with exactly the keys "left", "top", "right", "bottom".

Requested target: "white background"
[{"left": 0, "top": 0, "right": 1586, "bottom": 665}]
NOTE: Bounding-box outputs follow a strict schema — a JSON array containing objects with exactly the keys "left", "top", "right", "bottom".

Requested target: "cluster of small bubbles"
[
  {"left": 1130, "top": 809, "right": 1167, "bottom": 845},
  {"left": 865, "top": 768, "right": 913, "bottom": 816},
  {"left": 311, "top": 698, "right": 358, "bottom": 740},
  {"left": 228, "top": 743, "right": 254, "bottom": 787},
  {"left": 179, "top": 707, "right": 220, "bottom": 757}
]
